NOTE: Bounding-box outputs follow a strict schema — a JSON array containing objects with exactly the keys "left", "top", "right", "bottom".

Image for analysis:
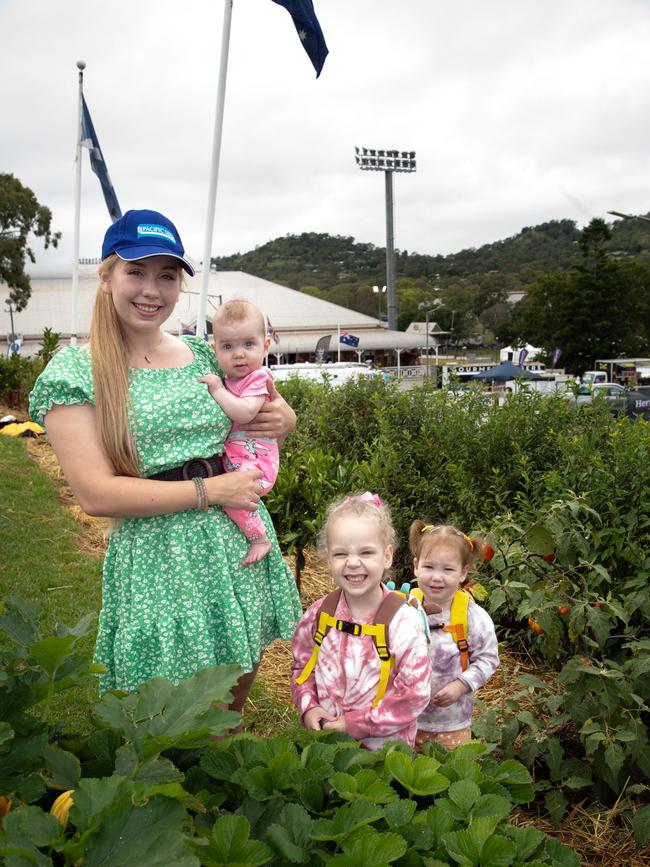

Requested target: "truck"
[{"left": 586, "top": 358, "right": 650, "bottom": 387}]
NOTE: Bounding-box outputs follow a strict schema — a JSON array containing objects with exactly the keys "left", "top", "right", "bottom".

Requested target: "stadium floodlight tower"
[{"left": 355, "top": 147, "right": 416, "bottom": 330}]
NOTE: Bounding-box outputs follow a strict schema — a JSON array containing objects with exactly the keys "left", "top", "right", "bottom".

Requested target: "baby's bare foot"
[{"left": 242, "top": 538, "right": 272, "bottom": 566}]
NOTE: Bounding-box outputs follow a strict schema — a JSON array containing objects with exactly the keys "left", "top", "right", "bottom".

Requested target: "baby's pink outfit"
[
  {"left": 291, "top": 584, "right": 432, "bottom": 749},
  {"left": 222, "top": 368, "right": 279, "bottom": 540}
]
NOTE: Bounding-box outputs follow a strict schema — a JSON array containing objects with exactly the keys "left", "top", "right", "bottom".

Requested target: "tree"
[
  {"left": 0, "top": 173, "right": 61, "bottom": 311},
  {"left": 508, "top": 218, "right": 650, "bottom": 373}
]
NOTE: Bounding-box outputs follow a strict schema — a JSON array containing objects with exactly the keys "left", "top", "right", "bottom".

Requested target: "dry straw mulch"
[{"left": 16, "top": 434, "right": 650, "bottom": 867}]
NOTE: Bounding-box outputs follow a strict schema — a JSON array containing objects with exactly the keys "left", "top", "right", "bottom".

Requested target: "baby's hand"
[
  {"left": 431, "top": 679, "right": 471, "bottom": 707},
  {"left": 303, "top": 706, "right": 337, "bottom": 731},
  {"left": 199, "top": 374, "right": 224, "bottom": 395}
]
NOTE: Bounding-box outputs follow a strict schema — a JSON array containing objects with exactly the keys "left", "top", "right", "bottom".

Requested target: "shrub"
[{"left": 0, "top": 328, "right": 60, "bottom": 410}]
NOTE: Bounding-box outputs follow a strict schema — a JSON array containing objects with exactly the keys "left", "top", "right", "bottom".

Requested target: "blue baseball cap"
[{"left": 101, "top": 209, "right": 195, "bottom": 276}]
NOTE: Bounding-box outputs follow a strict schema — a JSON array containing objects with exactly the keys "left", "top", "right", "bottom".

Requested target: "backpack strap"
[
  {"left": 368, "top": 592, "right": 404, "bottom": 706},
  {"left": 295, "top": 589, "right": 342, "bottom": 686},
  {"left": 442, "top": 589, "right": 471, "bottom": 671}
]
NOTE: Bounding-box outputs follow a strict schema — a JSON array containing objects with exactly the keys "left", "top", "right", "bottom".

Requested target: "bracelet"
[{"left": 192, "top": 476, "right": 209, "bottom": 511}]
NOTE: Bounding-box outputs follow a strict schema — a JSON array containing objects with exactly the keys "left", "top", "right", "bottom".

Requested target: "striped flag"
[{"left": 267, "top": 316, "right": 280, "bottom": 344}]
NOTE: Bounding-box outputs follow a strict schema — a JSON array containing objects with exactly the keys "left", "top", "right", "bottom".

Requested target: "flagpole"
[
  {"left": 337, "top": 324, "right": 341, "bottom": 363},
  {"left": 196, "top": 0, "right": 234, "bottom": 339},
  {"left": 70, "top": 60, "right": 85, "bottom": 347}
]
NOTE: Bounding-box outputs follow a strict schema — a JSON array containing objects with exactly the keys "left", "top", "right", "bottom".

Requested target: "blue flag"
[
  {"left": 340, "top": 331, "right": 360, "bottom": 348},
  {"left": 81, "top": 95, "right": 122, "bottom": 222},
  {"left": 271, "top": 0, "right": 328, "bottom": 77}
]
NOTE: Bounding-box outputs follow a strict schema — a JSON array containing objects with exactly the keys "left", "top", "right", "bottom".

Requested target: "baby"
[{"left": 200, "top": 299, "right": 279, "bottom": 564}]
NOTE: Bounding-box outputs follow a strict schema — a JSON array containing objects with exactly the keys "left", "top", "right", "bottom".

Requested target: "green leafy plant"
[
  {"left": 0, "top": 596, "right": 581, "bottom": 866},
  {"left": 475, "top": 496, "right": 650, "bottom": 819}
]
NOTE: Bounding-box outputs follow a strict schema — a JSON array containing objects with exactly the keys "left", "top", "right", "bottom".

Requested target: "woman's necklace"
[{"left": 140, "top": 333, "right": 165, "bottom": 365}]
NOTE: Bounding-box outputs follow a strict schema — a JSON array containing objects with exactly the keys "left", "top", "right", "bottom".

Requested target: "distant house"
[{"left": 506, "top": 290, "right": 526, "bottom": 305}]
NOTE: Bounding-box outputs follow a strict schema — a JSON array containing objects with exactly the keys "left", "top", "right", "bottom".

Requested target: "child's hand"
[
  {"left": 303, "top": 706, "right": 337, "bottom": 731},
  {"left": 199, "top": 374, "right": 224, "bottom": 395},
  {"left": 431, "top": 679, "right": 471, "bottom": 707},
  {"left": 322, "top": 716, "right": 347, "bottom": 733}
]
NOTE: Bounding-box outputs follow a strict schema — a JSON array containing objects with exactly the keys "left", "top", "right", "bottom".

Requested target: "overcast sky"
[{"left": 2, "top": 0, "right": 650, "bottom": 271}]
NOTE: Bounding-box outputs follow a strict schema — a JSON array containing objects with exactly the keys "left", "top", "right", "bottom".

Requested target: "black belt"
[{"left": 148, "top": 453, "right": 224, "bottom": 482}]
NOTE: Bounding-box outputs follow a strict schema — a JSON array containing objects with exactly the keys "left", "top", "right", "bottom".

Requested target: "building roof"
[{"left": 1, "top": 265, "right": 424, "bottom": 354}]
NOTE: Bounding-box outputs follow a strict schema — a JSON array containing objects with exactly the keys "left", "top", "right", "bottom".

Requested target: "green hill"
[{"left": 213, "top": 216, "right": 650, "bottom": 335}]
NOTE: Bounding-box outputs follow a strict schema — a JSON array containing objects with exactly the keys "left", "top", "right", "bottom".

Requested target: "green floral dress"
[{"left": 29, "top": 336, "right": 302, "bottom": 693}]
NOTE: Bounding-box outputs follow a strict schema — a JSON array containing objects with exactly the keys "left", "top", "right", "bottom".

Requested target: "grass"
[
  {"left": 0, "top": 435, "right": 103, "bottom": 730},
  {"left": 0, "top": 433, "right": 304, "bottom": 737}
]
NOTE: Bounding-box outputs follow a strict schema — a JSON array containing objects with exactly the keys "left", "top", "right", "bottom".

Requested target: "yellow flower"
[{"left": 50, "top": 790, "right": 75, "bottom": 829}]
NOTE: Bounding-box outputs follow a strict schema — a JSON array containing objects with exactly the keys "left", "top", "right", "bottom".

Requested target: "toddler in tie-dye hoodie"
[
  {"left": 291, "top": 493, "right": 431, "bottom": 750},
  {"left": 410, "top": 521, "right": 499, "bottom": 750}
]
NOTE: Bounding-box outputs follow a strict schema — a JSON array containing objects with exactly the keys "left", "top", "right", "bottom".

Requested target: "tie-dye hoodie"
[
  {"left": 291, "top": 584, "right": 432, "bottom": 749},
  {"left": 418, "top": 598, "right": 499, "bottom": 734}
]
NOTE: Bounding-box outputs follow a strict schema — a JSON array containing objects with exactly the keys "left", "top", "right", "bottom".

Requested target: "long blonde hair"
[{"left": 87, "top": 255, "right": 140, "bottom": 477}]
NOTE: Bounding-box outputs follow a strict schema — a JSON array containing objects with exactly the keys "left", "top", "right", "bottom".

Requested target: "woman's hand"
[
  {"left": 206, "top": 468, "right": 264, "bottom": 510},
  {"left": 238, "top": 382, "right": 296, "bottom": 442}
]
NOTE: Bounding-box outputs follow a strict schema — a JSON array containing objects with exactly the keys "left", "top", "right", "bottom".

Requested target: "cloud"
[{"left": 3, "top": 0, "right": 650, "bottom": 268}]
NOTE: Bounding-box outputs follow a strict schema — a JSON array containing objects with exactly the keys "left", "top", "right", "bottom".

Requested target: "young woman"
[{"left": 29, "top": 208, "right": 301, "bottom": 712}]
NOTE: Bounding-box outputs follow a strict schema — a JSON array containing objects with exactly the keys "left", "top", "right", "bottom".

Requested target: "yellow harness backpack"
[
  {"left": 425, "top": 588, "right": 472, "bottom": 671},
  {"left": 295, "top": 588, "right": 405, "bottom": 707},
  {"left": 295, "top": 587, "right": 473, "bottom": 706}
]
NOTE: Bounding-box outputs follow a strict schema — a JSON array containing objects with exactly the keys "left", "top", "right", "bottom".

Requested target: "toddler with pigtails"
[
  {"left": 410, "top": 521, "right": 499, "bottom": 750},
  {"left": 291, "top": 493, "right": 432, "bottom": 750}
]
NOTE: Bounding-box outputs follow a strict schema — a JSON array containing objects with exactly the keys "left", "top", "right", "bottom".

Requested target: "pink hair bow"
[{"left": 358, "top": 491, "right": 382, "bottom": 508}]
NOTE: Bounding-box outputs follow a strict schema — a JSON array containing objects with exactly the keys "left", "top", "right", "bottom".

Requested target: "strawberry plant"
[{"left": 0, "top": 595, "right": 581, "bottom": 866}]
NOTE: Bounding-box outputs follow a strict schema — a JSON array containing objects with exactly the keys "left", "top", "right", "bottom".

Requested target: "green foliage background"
[{"left": 212, "top": 217, "right": 650, "bottom": 339}]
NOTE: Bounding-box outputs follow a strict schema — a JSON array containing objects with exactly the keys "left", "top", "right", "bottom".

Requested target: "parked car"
[{"left": 567, "top": 383, "right": 650, "bottom": 419}]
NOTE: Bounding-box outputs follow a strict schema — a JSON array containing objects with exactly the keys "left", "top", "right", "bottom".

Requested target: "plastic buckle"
[{"left": 337, "top": 620, "right": 361, "bottom": 635}]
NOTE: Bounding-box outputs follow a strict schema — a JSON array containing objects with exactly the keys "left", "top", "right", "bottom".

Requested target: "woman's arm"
[
  {"left": 237, "top": 381, "right": 296, "bottom": 444},
  {"left": 44, "top": 403, "right": 263, "bottom": 519}
]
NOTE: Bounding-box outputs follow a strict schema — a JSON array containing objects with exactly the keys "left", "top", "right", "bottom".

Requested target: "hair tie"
[
  {"left": 461, "top": 533, "right": 474, "bottom": 550},
  {"left": 420, "top": 523, "right": 474, "bottom": 549},
  {"left": 348, "top": 491, "right": 382, "bottom": 508}
]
